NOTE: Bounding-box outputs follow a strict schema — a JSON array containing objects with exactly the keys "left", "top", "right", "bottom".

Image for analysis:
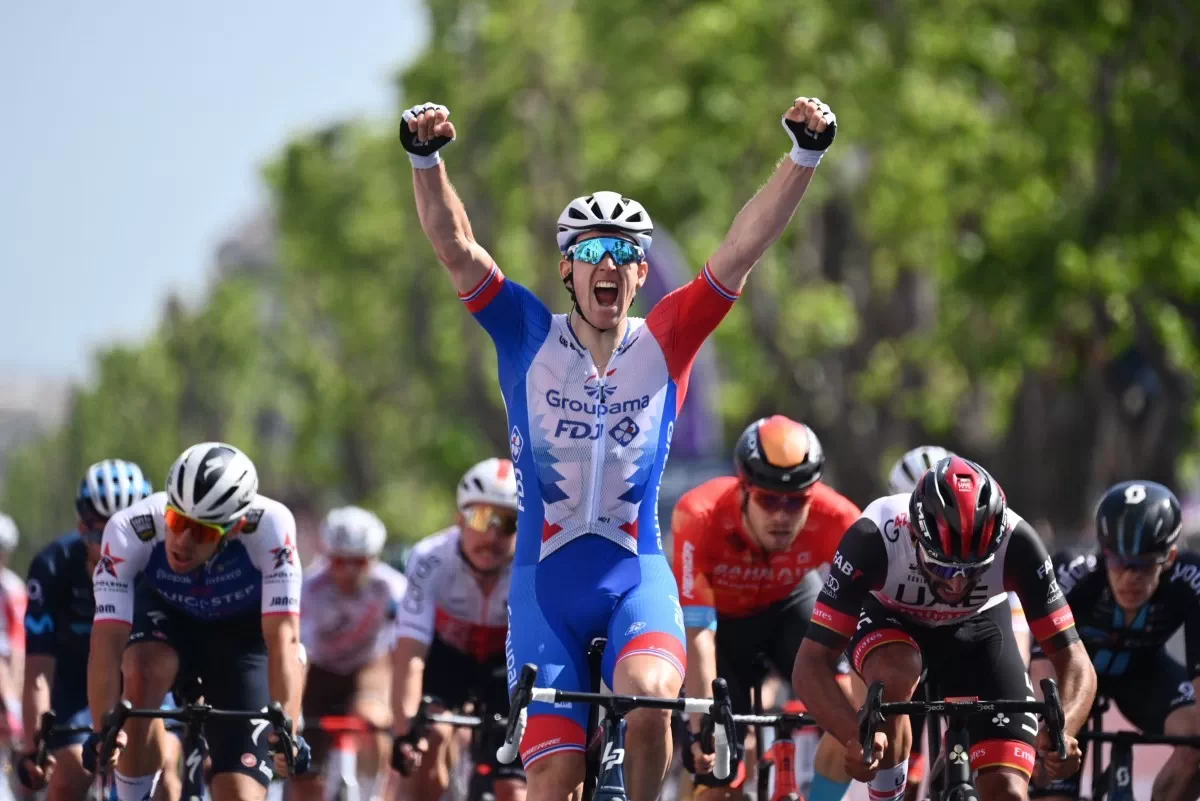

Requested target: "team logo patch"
[
  {"left": 609, "top": 416, "right": 640, "bottom": 447},
  {"left": 130, "top": 514, "right": 156, "bottom": 542},
  {"left": 241, "top": 752, "right": 258, "bottom": 768},
  {"left": 270, "top": 534, "right": 296, "bottom": 569},
  {"left": 955, "top": 476, "right": 972, "bottom": 492},
  {"left": 96, "top": 544, "right": 125, "bottom": 578},
  {"left": 510, "top": 426, "right": 524, "bottom": 462},
  {"left": 241, "top": 508, "right": 265, "bottom": 534}
]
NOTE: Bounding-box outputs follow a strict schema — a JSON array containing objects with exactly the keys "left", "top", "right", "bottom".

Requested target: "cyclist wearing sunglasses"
[
  {"left": 400, "top": 93, "right": 835, "bottom": 801},
  {"left": 672, "top": 416, "right": 861, "bottom": 801},
  {"left": 87, "top": 443, "right": 308, "bottom": 801},
  {"left": 294, "top": 506, "right": 405, "bottom": 801},
  {"left": 885, "top": 446, "right": 1033, "bottom": 801},
  {"left": 16, "top": 460, "right": 177, "bottom": 801},
  {"left": 794, "top": 455, "right": 1097, "bottom": 801},
  {"left": 392, "top": 458, "right": 524, "bottom": 801},
  {"left": 1029, "top": 481, "right": 1200, "bottom": 801}
]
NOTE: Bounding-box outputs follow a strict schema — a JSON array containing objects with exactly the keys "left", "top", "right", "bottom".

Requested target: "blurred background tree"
[{"left": 5, "top": 0, "right": 1199, "bottom": 565}]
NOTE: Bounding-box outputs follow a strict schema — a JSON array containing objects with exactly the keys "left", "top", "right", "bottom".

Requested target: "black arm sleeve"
[
  {"left": 1004, "top": 520, "right": 1081, "bottom": 655},
  {"left": 805, "top": 518, "right": 888, "bottom": 649}
]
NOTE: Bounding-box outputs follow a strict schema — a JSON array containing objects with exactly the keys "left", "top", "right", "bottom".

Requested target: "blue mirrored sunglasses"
[
  {"left": 917, "top": 543, "right": 992, "bottom": 581},
  {"left": 568, "top": 237, "right": 644, "bottom": 266}
]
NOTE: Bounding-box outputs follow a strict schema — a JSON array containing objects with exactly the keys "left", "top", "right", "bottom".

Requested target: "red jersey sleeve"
[
  {"left": 672, "top": 489, "right": 718, "bottom": 629},
  {"left": 645, "top": 264, "right": 739, "bottom": 413}
]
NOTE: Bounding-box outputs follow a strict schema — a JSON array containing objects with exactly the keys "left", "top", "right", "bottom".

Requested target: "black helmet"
[
  {"left": 1096, "top": 481, "right": 1182, "bottom": 558},
  {"left": 733, "top": 416, "right": 824, "bottom": 493}
]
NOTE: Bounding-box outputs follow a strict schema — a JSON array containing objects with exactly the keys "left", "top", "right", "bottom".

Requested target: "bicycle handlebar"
[
  {"left": 97, "top": 701, "right": 297, "bottom": 775},
  {"left": 496, "top": 663, "right": 735, "bottom": 778},
  {"left": 32, "top": 711, "right": 92, "bottom": 769},
  {"left": 859, "top": 678, "right": 1068, "bottom": 764}
]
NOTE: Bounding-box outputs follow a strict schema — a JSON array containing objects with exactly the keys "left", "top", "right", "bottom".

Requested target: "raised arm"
[
  {"left": 707, "top": 97, "right": 837, "bottom": 293},
  {"left": 400, "top": 103, "right": 494, "bottom": 294}
]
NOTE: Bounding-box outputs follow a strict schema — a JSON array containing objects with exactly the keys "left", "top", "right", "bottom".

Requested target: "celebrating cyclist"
[
  {"left": 293, "top": 506, "right": 406, "bottom": 801},
  {"left": 672, "top": 416, "right": 861, "bottom": 801},
  {"left": 1030, "top": 481, "right": 1200, "bottom": 801},
  {"left": 794, "top": 455, "right": 1097, "bottom": 801},
  {"left": 392, "top": 458, "right": 523, "bottom": 801},
  {"left": 16, "top": 461, "right": 183, "bottom": 801},
  {"left": 400, "top": 91, "right": 836, "bottom": 801},
  {"left": 86, "top": 443, "right": 308, "bottom": 801}
]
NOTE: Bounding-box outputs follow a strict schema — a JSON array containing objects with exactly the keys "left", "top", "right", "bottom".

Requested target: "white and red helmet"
[{"left": 456, "top": 458, "right": 518, "bottom": 512}]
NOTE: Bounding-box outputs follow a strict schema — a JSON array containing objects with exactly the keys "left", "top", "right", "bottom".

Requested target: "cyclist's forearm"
[
  {"left": 22, "top": 654, "right": 54, "bottom": 742},
  {"left": 1048, "top": 641, "right": 1097, "bottom": 736},
  {"left": 88, "top": 623, "right": 129, "bottom": 729},
  {"left": 707, "top": 159, "right": 816, "bottom": 290},
  {"left": 412, "top": 166, "right": 479, "bottom": 265},
  {"left": 685, "top": 627, "right": 717, "bottom": 733},
  {"left": 264, "top": 616, "right": 304, "bottom": 729},
  {"left": 792, "top": 640, "right": 860, "bottom": 744},
  {"left": 391, "top": 638, "right": 428, "bottom": 734}
]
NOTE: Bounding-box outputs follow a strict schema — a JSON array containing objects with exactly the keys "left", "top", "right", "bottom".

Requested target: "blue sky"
[{"left": 1, "top": 1, "right": 425, "bottom": 380}]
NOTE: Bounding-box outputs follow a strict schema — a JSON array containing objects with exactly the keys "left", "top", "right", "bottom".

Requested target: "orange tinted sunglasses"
[{"left": 164, "top": 504, "right": 232, "bottom": 545}]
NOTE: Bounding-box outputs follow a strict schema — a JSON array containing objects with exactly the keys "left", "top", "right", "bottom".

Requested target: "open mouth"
[{"left": 593, "top": 280, "right": 619, "bottom": 308}]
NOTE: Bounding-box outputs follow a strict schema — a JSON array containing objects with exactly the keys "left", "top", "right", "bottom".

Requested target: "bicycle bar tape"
[
  {"left": 496, "top": 663, "right": 538, "bottom": 765},
  {"left": 711, "top": 678, "right": 734, "bottom": 780}
]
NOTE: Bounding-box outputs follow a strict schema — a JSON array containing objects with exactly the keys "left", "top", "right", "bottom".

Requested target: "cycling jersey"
[
  {"left": 0, "top": 566, "right": 25, "bottom": 661},
  {"left": 465, "top": 264, "right": 735, "bottom": 766},
  {"left": 1049, "top": 549, "right": 1200, "bottom": 677},
  {"left": 463, "top": 264, "right": 738, "bottom": 564},
  {"left": 807, "top": 494, "right": 1079, "bottom": 656},
  {"left": 300, "top": 559, "right": 406, "bottom": 674},
  {"left": 95, "top": 492, "right": 301, "bottom": 624},
  {"left": 26, "top": 534, "right": 94, "bottom": 662},
  {"left": 395, "top": 526, "right": 511, "bottom": 662},
  {"left": 671, "top": 476, "right": 859, "bottom": 629}
]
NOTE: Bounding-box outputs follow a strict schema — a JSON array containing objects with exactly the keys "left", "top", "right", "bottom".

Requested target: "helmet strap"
[{"left": 562, "top": 270, "right": 617, "bottom": 334}]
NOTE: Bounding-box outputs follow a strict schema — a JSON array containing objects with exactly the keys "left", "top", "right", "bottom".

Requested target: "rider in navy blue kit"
[
  {"left": 1031, "top": 481, "right": 1200, "bottom": 801},
  {"left": 85, "top": 443, "right": 307, "bottom": 801},
  {"left": 15, "top": 459, "right": 176, "bottom": 801}
]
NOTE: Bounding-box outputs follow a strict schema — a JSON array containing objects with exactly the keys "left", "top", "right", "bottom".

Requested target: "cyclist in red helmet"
[{"left": 792, "top": 455, "right": 1097, "bottom": 801}]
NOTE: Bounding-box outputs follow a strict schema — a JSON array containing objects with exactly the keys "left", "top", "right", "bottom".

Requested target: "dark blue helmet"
[{"left": 1096, "top": 481, "right": 1182, "bottom": 558}]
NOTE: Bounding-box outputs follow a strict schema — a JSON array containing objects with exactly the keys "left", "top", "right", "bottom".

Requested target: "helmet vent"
[
  {"left": 590, "top": 200, "right": 604, "bottom": 218},
  {"left": 568, "top": 207, "right": 587, "bottom": 220},
  {"left": 626, "top": 211, "right": 643, "bottom": 223}
]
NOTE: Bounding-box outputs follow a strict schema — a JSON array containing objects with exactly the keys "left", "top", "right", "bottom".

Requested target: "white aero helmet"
[
  {"left": 76, "top": 459, "right": 153, "bottom": 522},
  {"left": 321, "top": 506, "right": 387, "bottom": 558},
  {"left": 0, "top": 514, "right": 17, "bottom": 552},
  {"left": 887, "top": 445, "right": 951, "bottom": 494},
  {"left": 556, "top": 191, "right": 653, "bottom": 254},
  {"left": 457, "top": 458, "right": 519, "bottom": 512},
  {"left": 166, "top": 442, "right": 259, "bottom": 524}
]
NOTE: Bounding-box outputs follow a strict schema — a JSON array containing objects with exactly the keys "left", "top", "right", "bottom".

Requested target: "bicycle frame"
[
  {"left": 860, "top": 679, "right": 1067, "bottom": 801},
  {"left": 500, "top": 661, "right": 737, "bottom": 801},
  {"left": 96, "top": 700, "right": 295, "bottom": 801},
  {"left": 1077, "top": 704, "right": 1200, "bottom": 801},
  {"left": 307, "top": 715, "right": 392, "bottom": 801}
]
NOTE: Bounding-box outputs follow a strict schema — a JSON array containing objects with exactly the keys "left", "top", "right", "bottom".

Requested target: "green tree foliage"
[{"left": 6, "top": 0, "right": 1199, "bottom": 566}]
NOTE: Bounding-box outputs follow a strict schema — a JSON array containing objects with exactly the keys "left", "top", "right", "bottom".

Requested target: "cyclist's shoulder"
[
  {"left": 1162, "top": 548, "right": 1200, "bottom": 597},
  {"left": 858, "top": 493, "right": 906, "bottom": 531},
  {"left": 104, "top": 492, "right": 167, "bottom": 549},
  {"left": 369, "top": 560, "right": 408, "bottom": 593},
  {"left": 806, "top": 482, "right": 862, "bottom": 524},
  {"left": 1052, "top": 548, "right": 1101, "bottom": 594},
  {"left": 674, "top": 477, "right": 738, "bottom": 524},
  {"left": 409, "top": 525, "right": 461, "bottom": 563},
  {"left": 31, "top": 531, "right": 84, "bottom": 567}
]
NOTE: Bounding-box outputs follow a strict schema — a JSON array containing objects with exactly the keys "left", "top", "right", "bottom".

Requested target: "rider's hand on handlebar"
[
  {"left": 82, "top": 729, "right": 126, "bottom": 774},
  {"left": 16, "top": 750, "right": 53, "bottom": 790},
  {"left": 391, "top": 732, "right": 429, "bottom": 776},
  {"left": 689, "top": 740, "right": 715, "bottom": 775},
  {"left": 267, "top": 730, "right": 310, "bottom": 777},
  {"left": 1035, "top": 729, "right": 1081, "bottom": 781},
  {"left": 843, "top": 733, "right": 887, "bottom": 783}
]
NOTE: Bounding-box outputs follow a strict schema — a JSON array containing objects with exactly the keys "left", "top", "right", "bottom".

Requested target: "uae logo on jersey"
[
  {"left": 270, "top": 534, "right": 296, "bottom": 569},
  {"left": 96, "top": 544, "right": 125, "bottom": 578},
  {"left": 584, "top": 370, "right": 617, "bottom": 403}
]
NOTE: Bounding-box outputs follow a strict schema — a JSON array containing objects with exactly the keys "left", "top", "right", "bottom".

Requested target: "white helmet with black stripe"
[
  {"left": 76, "top": 459, "right": 153, "bottom": 523},
  {"left": 887, "top": 445, "right": 951, "bottom": 494},
  {"left": 556, "top": 191, "right": 653, "bottom": 254},
  {"left": 166, "top": 442, "right": 259, "bottom": 524}
]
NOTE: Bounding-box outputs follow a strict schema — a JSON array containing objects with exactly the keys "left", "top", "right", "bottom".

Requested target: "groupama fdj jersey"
[{"left": 462, "top": 261, "right": 739, "bottom": 765}]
